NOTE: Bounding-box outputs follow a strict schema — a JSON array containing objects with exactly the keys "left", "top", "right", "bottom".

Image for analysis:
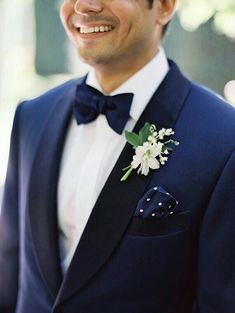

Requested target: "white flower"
[
  {"left": 147, "top": 135, "right": 157, "bottom": 144},
  {"left": 150, "top": 124, "right": 156, "bottom": 132},
  {"left": 120, "top": 122, "right": 179, "bottom": 182},
  {"left": 165, "top": 128, "right": 174, "bottom": 136},
  {"left": 131, "top": 142, "right": 162, "bottom": 176},
  {"left": 158, "top": 128, "right": 166, "bottom": 140},
  {"left": 158, "top": 128, "right": 174, "bottom": 139},
  {"left": 159, "top": 155, "right": 168, "bottom": 165}
]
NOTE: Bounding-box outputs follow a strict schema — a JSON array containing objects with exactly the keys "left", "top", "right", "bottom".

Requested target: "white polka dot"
[
  {"left": 152, "top": 213, "right": 155, "bottom": 217},
  {"left": 146, "top": 198, "right": 151, "bottom": 202},
  {"left": 158, "top": 202, "right": 162, "bottom": 206}
]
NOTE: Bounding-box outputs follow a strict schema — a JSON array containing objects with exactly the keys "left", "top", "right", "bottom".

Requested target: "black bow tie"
[{"left": 73, "top": 82, "right": 134, "bottom": 134}]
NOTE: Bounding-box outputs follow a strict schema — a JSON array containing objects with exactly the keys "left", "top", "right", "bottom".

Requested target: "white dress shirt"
[{"left": 57, "top": 48, "right": 169, "bottom": 275}]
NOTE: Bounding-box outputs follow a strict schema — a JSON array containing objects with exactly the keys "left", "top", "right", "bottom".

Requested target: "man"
[{"left": 0, "top": 0, "right": 235, "bottom": 312}]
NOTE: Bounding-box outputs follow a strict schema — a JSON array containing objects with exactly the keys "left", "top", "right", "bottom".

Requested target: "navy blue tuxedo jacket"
[{"left": 1, "top": 61, "right": 235, "bottom": 313}]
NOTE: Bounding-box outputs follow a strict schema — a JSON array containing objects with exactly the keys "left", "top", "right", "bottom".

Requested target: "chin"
[
  {"left": 77, "top": 50, "right": 110, "bottom": 66},
  {"left": 78, "top": 53, "right": 100, "bottom": 66}
]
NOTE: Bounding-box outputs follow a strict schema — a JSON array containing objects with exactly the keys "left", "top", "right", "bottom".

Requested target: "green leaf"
[
  {"left": 138, "top": 122, "right": 151, "bottom": 144},
  {"left": 125, "top": 131, "right": 142, "bottom": 147}
]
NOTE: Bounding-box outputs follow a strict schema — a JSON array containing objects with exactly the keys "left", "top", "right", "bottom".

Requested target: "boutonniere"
[{"left": 120, "top": 122, "right": 179, "bottom": 182}]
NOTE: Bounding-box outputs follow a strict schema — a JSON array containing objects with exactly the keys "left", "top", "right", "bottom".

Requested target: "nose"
[{"left": 74, "top": 0, "right": 103, "bottom": 15}]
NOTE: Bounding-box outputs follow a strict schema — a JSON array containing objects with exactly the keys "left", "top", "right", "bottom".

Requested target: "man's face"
[{"left": 60, "top": 0, "right": 161, "bottom": 68}]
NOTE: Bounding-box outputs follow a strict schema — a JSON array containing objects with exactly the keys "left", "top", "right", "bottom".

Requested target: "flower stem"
[
  {"left": 120, "top": 166, "right": 134, "bottom": 182},
  {"left": 122, "top": 165, "right": 132, "bottom": 171}
]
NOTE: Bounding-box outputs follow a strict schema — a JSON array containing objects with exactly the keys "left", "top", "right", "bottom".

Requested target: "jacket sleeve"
[
  {"left": 194, "top": 149, "right": 235, "bottom": 312},
  {"left": 0, "top": 105, "right": 21, "bottom": 313}
]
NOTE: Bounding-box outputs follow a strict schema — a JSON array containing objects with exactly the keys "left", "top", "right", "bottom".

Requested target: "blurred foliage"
[{"left": 178, "top": 0, "right": 235, "bottom": 39}]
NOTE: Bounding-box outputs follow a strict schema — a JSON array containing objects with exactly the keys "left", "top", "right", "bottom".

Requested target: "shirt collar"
[{"left": 86, "top": 47, "right": 169, "bottom": 122}]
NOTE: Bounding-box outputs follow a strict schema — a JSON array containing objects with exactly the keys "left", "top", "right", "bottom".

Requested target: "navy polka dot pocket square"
[
  {"left": 134, "top": 186, "right": 179, "bottom": 219},
  {"left": 127, "top": 187, "right": 191, "bottom": 236}
]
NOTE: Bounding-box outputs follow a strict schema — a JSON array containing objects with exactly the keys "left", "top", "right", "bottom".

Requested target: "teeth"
[{"left": 79, "top": 26, "right": 113, "bottom": 34}]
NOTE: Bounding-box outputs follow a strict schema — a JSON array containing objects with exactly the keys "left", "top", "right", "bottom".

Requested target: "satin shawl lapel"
[
  {"left": 54, "top": 61, "right": 192, "bottom": 307},
  {"left": 27, "top": 80, "right": 80, "bottom": 298}
]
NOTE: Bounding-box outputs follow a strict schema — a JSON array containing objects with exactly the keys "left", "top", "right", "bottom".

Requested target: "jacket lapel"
[
  {"left": 54, "top": 61, "right": 192, "bottom": 306},
  {"left": 27, "top": 80, "right": 79, "bottom": 298}
]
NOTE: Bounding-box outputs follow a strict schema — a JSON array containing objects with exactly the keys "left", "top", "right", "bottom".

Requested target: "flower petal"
[
  {"left": 151, "top": 145, "right": 162, "bottom": 158},
  {"left": 135, "top": 145, "right": 146, "bottom": 158},
  {"left": 148, "top": 157, "right": 160, "bottom": 169},
  {"left": 131, "top": 155, "right": 141, "bottom": 169},
  {"left": 141, "top": 160, "right": 150, "bottom": 175}
]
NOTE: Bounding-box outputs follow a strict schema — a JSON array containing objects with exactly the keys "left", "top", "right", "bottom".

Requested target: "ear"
[{"left": 155, "top": 0, "right": 177, "bottom": 26}]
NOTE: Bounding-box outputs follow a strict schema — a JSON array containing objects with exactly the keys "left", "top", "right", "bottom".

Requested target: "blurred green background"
[{"left": 0, "top": 0, "right": 235, "bottom": 199}]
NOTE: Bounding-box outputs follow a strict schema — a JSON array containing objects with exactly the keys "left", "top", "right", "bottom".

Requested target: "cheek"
[
  {"left": 119, "top": 18, "right": 142, "bottom": 44},
  {"left": 113, "top": 6, "right": 143, "bottom": 37},
  {"left": 60, "top": 3, "right": 72, "bottom": 29}
]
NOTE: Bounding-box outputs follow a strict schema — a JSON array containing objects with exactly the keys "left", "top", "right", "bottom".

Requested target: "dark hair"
[{"left": 147, "top": 0, "right": 170, "bottom": 37}]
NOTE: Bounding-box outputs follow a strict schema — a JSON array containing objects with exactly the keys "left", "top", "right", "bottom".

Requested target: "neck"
[{"left": 94, "top": 49, "right": 159, "bottom": 94}]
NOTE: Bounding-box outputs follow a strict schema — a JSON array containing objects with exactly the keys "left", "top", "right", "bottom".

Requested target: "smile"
[{"left": 79, "top": 26, "right": 113, "bottom": 34}]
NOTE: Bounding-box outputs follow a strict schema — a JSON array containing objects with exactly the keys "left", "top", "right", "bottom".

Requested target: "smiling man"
[
  {"left": 1, "top": 1, "right": 235, "bottom": 313},
  {"left": 60, "top": 0, "right": 167, "bottom": 91}
]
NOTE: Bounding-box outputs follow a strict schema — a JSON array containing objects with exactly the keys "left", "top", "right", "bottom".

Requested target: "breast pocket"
[
  {"left": 127, "top": 186, "right": 191, "bottom": 236},
  {"left": 127, "top": 210, "right": 191, "bottom": 236}
]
